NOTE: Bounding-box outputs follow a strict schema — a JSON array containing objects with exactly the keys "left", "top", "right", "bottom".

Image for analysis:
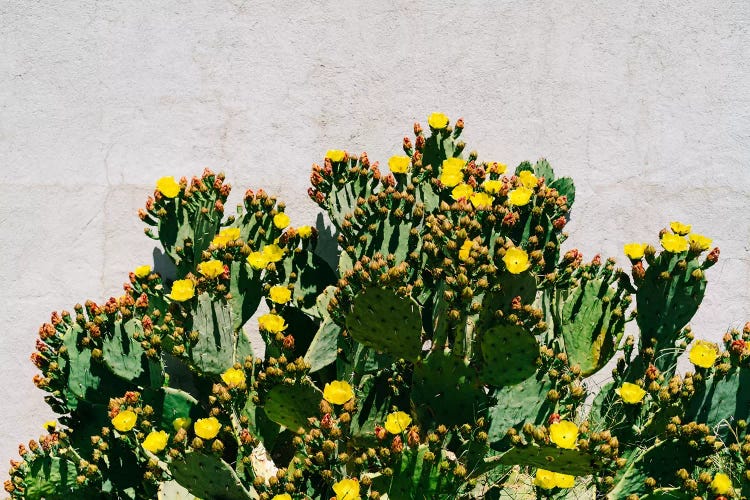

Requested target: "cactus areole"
[{"left": 6, "top": 114, "right": 748, "bottom": 500}]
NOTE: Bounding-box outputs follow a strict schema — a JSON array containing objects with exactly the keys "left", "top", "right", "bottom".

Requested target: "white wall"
[{"left": 1, "top": 1, "right": 748, "bottom": 464}]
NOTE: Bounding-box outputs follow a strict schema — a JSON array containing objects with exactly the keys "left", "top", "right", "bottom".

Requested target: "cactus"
[{"left": 168, "top": 452, "right": 256, "bottom": 500}]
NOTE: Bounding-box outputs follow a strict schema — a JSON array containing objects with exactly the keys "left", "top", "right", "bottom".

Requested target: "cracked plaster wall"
[{"left": 1, "top": 0, "right": 749, "bottom": 464}]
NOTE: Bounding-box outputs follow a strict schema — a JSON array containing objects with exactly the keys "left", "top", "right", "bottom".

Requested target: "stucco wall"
[{"left": 1, "top": 1, "right": 748, "bottom": 464}]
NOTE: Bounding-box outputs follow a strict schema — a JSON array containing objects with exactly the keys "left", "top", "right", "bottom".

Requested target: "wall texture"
[{"left": 1, "top": 1, "right": 748, "bottom": 464}]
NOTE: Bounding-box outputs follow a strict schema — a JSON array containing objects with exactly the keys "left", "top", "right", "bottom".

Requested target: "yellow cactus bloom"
[
  {"left": 169, "top": 279, "right": 195, "bottom": 302},
  {"left": 660, "top": 233, "right": 688, "bottom": 253},
  {"left": 623, "top": 243, "right": 646, "bottom": 260},
  {"left": 262, "top": 244, "right": 285, "bottom": 263},
  {"left": 549, "top": 420, "right": 578, "bottom": 449},
  {"left": 508, "top": 187, "right": 533, "bottom": 206},
  {"left": 384, "top": 411, "right": 412, "bottom": 434},
  {"left": 710, "top": 472, "right": 732, "bottom": 494},
  {"left": 272, "top": 494, "right": 293, "bottom": 500},
  {"left": 142, "top": 430, "right": 169, "bottom": 453},
  {"left": 482, "top": 179, "right": 504, "bottom": 194},
  {"left": 689, "top": 340, "right": 718, "bottom": 368},
  {"left": 212, "top": 227, "right": 241, "bottom": 247},
  {"left": 258, "top": 313, "right": 287, "bottom": 333},
  {"left": 221, "top": 367, "right": 246, "bottom": 388},
  {"left": 194, "top": 417, "right": 221, "bottom": 440},
  {"left": 534, "top": 469, "right": 575, "bottom": 489},
  {"left": 323, "top": 380, "right": 354, "bottom": 405},
  {"left": 273, "top": 213, "right": 290, "bottom": 229},
  {"left": 451, "top": 183, "right": 474, "bottom": 200},
  {"left": 332, "top": 477, "right": 361, "bottom": 500},
  {"left": 112, "top": 410, "right": 137, "bottom": 433},
  {"left": 503, "top": 247, "right": 531, "bottom": 274},
  {"left": 459, "top": 239, "right": 474, "bottom": 262},
  {"left": 442, "top": 157, "right": 465, "bottom": 174},
  {"left": 440, "top": 157, "right": 465, "bottom": 187},
  {"left": 470, "top": 192, "right": 494, "bottom": 209},
  {"left": 247, "top": 251, "right": 269, "bottom": 270},
  {"left": 298, "top": 225, "right": 313, "bottom": 239},
  {"left": 326, "top": 150, "right": 346, "bottom": 162},
  {"left": 688, "top": 233, "right": 712, "bottom": 251},
  {"left": 616, "top": 382, "right": 647, "bottom": 404},
  {"left": 518, "top": 170, "right": 538, "bottom": 189},
  {"left": 134, "top": 265, "right": 151, "bottom": 278},
  {"left": 487, "top": 162, "right": 507, "bottom": 175},
  {"left": 670, "top": 221, "right": 692, "bottom": 235},
  {"left": 172, "top": 417, "right": 192, "bottom": 432},
  {"left": 269, "top": 285, "right": 292, "bottom": 304},
  {"left": 440, "top": 170, "right": 463, "bottom": 187},
  {"left": 156, "top": 176, "right": 180, "bottom": 198},
  {"left": 388, "top": 155, "right": 411, "bottom": 174},
  {"left": 198, "top": 260, "right": 225, "bottom": 279},
  {"left": 428, "top": 112, "right": 449, "bottom": 130}
]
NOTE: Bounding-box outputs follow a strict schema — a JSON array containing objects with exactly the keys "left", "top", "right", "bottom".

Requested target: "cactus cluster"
[{"left": 5, "top": 115, "right": 748, "bottom": 499}]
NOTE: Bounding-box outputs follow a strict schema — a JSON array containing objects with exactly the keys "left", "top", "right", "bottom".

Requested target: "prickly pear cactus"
[{"left": 6, "top": 117, "right": 747, "bottom": 500}]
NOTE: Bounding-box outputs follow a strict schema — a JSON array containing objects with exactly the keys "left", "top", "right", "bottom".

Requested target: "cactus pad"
[
  {"left": 304, "top": 318, "right": 341, "bottom": 372},
  {"left": 487, "top": 372, "right": 554, "bottom": 445},
  {"left": 479, "top": 324, "right": 538, "bottom": 387},
  {"left": 22, "top": 456, "right": 82, "bottom": 499},
  {"left": 263, "top": 384, "right": 322, "bottom": 433},
  {"left": 499, "top": 444, "right": 597, "bottom": 477},
  {"left": 686, "top": 365, "right": 750, "bottom": 435},
  {"left": 169, "top": 452, "right": 255, "bottom": 500}
]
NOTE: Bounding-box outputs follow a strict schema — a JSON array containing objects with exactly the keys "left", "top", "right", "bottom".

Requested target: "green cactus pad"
[
  {"left": 280, "top": 249, "right": 337, "bottom": 315},
  {"left": 479, "top": 324, "right": 538, "bottom": 387},
  {"left": 22, "top": 456, "right": 84, "bottom": 499},
  {"left": 412, "top": 350, "right": 488, "bottom": 425},
  {"left": 487, "top": 373, "right": 554, "bottom": 445},
  {"left": 498, "top": 444, "right": 598, "bottom": 477},
  {"left": 315, "top": 285, "right": 337, "bottom": 320},
  {"left": 549, "top": 176, "right": 575, "bottom": 207},
  {"left": 480, "top": 271, "right": 537, "bottom": 325},
  {"left": 381, "top": 444, "right": 449, "bottom": 499},
  {"left": 346, "top": 287, "right": 422, "bottom": 362},
  {"left": 349, "top": 372, "right": 397, "bottom": 444},
  {"left": 263, "top": 384, "right": 322, "bottom": 433},
  {"left": 304, "top": 318, "right": 341, "bottom": 372},
  {"left": 102, "top": 319, "right": 147, "bottom": 382},
  {"left": 686, "top": 365, "right": 750, "bottom": 435},
  {"left": 169, "top": 452, "right": 255, "bottom": 500},
  {"left": 533, "top": 158, "right": 555, "bottom": 183},
  {"left": 158, "top": 387, "right": 198, "bottom": 429},
  {"left": 228, "top": 260, "right": 262, "bottom": 331}
]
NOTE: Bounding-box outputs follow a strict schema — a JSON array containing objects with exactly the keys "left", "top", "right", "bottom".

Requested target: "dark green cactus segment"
[
  {"left": 101, "top": 319, "right": 148, "bottom": 383},
  {"left": 279, "top": 249, "right": 337, "bottom": 315},
  {"left": 479, "top": 271, "right": 537, "bottom": 325},
  {"left": 636, "top": 253, "right": 706, "bottom": 353},
  {"left": 479, "top": 324, "right": 538, "bottom": 387},
  {"left": 376, "top": 444, "right": 448, "bottom": 499},
  {"left": 686, "top": 366, "right": 750, "bottom": 436},
  {"left": 499, "top": 444, "right": 598, "bottom": 477},
  {"left": 412, "top": 350, "right": 487, "bottom": 426},
  {"left": 21, "top": 456, "right": 84, "bottom": 499},
  {"left": 190, "top": 293, "right": 253, "bottom": 377},
  {"left": 169, "top": 452, "right": 255, "bottom": 500},
  {"left": 349, "top": 372, "right": 397, "bottom": 444},
  {"left": 533, "top": 158, "right": 555, "bottom": 183},
  {"left": 557, "top": 277, "right": 624, "bottom": 377},
  {"left": 263, "top": 384, "right": 322, "bottom": 433},
  {"left": 549, "top": 176, "right": 575, "bottom": 207},
  {"left": 487, "top": 373, "right": 554, "bottom": 445},
  {"left": 158, "top": 387, "right": 198, "bottom": 429},
  {"left": 228, "top": 260, "right": 262, "bottom": 331},
  {"left": 346, "top": 287, "right": 422, "bottom": 362},
  {"left": 304, "top": 318, "right": 341, "bottom": 372}
]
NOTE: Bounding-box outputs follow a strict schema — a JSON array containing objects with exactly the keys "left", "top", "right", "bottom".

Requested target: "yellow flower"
[
  {"left": 549, "top": 420, "right": 578, "bottom": 449},
  {"left": 487, "top": 162, "right": 507, "bottom": 174},
  {"left": 689, "top": 340, "right": 718, "bottom": 368},
  {"left": 482, "top": 179, "right": 504, "bottom": 194},
  {"left": 269, "top": 285, "right": 292, "bottom": 304},
  {"left": 194, "top": 417, "right": 221, "bottom": 440},
  {"left": 326, "top": 150, "right": 347, "bottom": 162},
  {"left": 660, "top": 233, "right": 688, "bottom": 253},
  {"left": 212, "top": 227, "right": 242, "bottom": 247},
  {"left": 710, "top": 472, "right": 732, "bottom": 494},
  {"left": 172, "top": 417, "right": 191, "bottom": 432},
  {"left": 332, "top": 477, "right": 361, "bottom": 500},
  {"left": 440, "top": 170, "right": 463, "bottom": 187},
  {"left": 112, "top": 410, "right": 137, "bottom": 433},
  {"left": 141, "top": 430, "right": 169, "bottom": 453},
  {"left": 156, "top": 176, "right": 180, "bottom": 198},
  {"left": 623, "top": 243, "right": 646, "bottom": 260},
  {"left": 262, "top": 244, "right": 285, "bottom": 263},
  {"left": 247, "top": 251, "right": 269, "bottom": 270},
  {"left": 169, "top": 279, "right": 195, "bottom": 302},
  {"left": 134, "top": 265, "right": 151, "bottom": 278},
  {"left": 440, "top": 157, "right": 465, "bottom": 187},
  {"left": 273, "top": 213, "right": 290, "bottom": 229},
  {"left": 508, "top": 187, "right": 533, "bottom": 206},
  {"left": 534, "top": 469, "right": 575, "bottom": 489},
  {"left": 428, "top": 112, "right": 449, "bottom": 130},
  {"left": 258, "top": 313, "right": 287, "bottom": 333},
  {"left": 323, "top": 380, "right": 354, "bottom": 405},
  {"left": 459, "top": 239, "right": 474, "bottom": 262},
  {"left": 688, "top": 233, "right": 712, "bottom": 251},
  {"left": 197, "top": 260, "right": 225, "bottom": 279},
  {"left": 272, "top": 495, "right": 292, "bottom": 500},
  {"left": 470, "top": 192, "right": 494, "bottom": 209},
  {"left": 451, "top": 183, "right": 474, "bottom": 200},
  {"left": 616, "top": 382, "right": 647, "bottom": 404},
  {"left": 221, "top": 367, "right": 246, "bottom": 388},
  {"left": 503, "top": 247, "right": 531, "bottom": 274},
  {"left": 670, "top": 221, "right": 692, "bottom": 235},
  {"left": 298, "top": 225, "right": 313, "bottom": 239},
  {"left": 384, "top": 411, "right": 412, "bottom": 434},
  {"left": 518, "top": 170, "right": 538, "bottom": 188},
  {"left": 442, "top": 157, "right": 465, "bottom": 174},
  {"left": 388, "top": 155, "right": 411, "bottom": 174},
  {"left": 43, "top": 420, "right": 57, "bottom": 432}
]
